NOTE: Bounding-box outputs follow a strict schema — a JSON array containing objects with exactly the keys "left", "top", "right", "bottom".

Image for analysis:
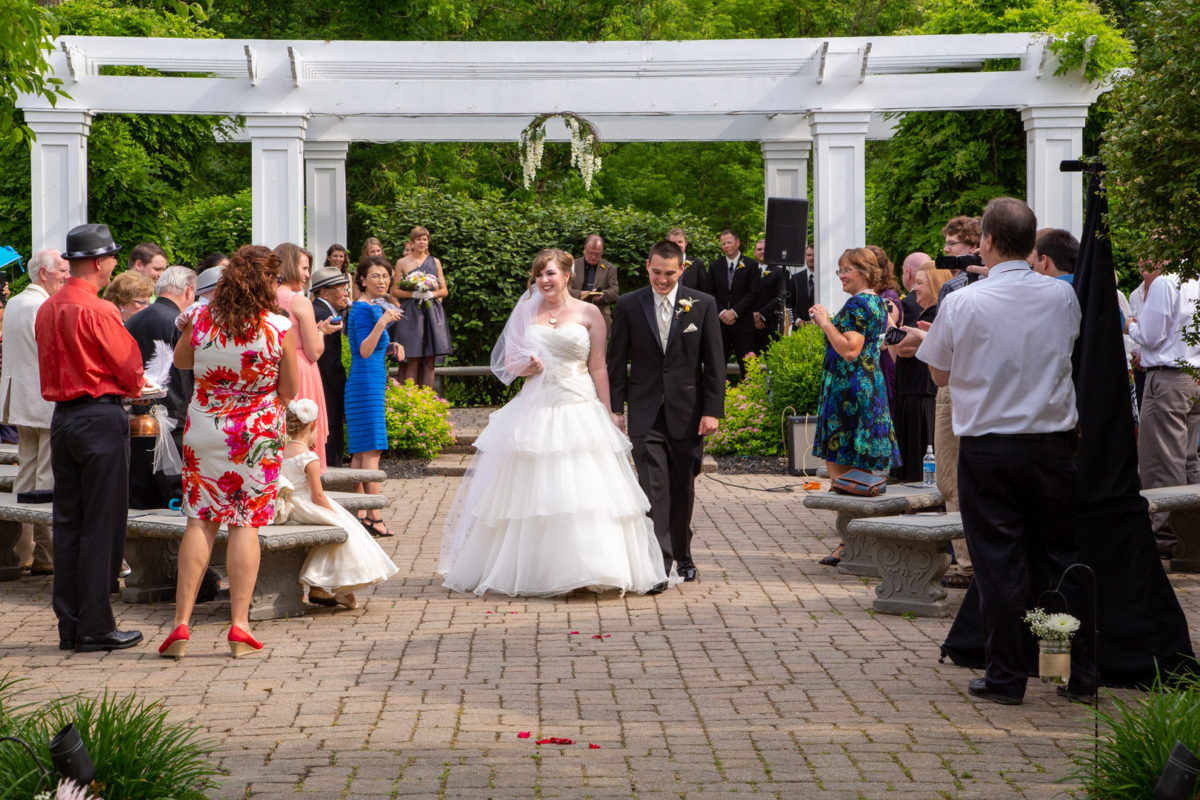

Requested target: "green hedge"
[
  {"left": 168, "top": 189, "right": 253, "bottom": 266},
  {"left": 357, "top": 188, "right": 719, "bottom": 404}
]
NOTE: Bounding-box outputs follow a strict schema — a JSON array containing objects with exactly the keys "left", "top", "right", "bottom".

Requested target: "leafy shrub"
[
  {"left": 1070, "top": 669, "right": 1200, "bottom": 799},
  {"left": 0, "top": 676, "right": 220, "bottom": 800},
  {"left": 384, "top": 378, "right": 456, "bottom": 459},
  {"left": 764, "top": 324, "right": 826, "bottom": 418},
  {"left": 706, "top": 354, "right": 781, "bottom": 456},
  {"left": 168, "top": 189, "right": 253, "bottom": 267}
]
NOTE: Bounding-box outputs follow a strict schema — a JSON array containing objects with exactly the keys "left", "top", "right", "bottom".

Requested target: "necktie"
[
  {"left": 729, "top": 259, "right": 737, "bottom": 284},
  {"left": 658, "top": 296, "right": 672, "bottom": 350}
]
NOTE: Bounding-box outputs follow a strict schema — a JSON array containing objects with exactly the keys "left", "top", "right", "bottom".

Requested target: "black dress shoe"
[
  {"left": 645, "top": 582, "right": 668, "bottom": 595},
  {"left": 967, "top": 678, "right": 1022, "bottom": 705},
  {"left": 76, "top": 629, "right": 143, "bottom": 652},
  {"left": 1056, "top": 685, "right": 1098, "bottom": 705},
  {"left": 679, "top": 566, "right": 698, "bottom": 582},
  {"left": 59, "top": 640, "right": 75, "bottom": 651}
]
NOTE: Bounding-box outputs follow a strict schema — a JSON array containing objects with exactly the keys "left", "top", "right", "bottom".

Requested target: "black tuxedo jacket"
[
  {"left": 754, "top": 264, "right": 787, "bottom": 322},
  {"left": 608, "top": 286, "right": 725, "bottom": 440},
  {"left": 789, "top": 268, "right": 815, "bottom": 323},
  {"left": 679, "top": 255, "right": 710, "bottom": 293},
  {"left": 313, "top": 297, "right": 346, "bottom": 395},
  {"left": 708, "top": 254, "right": 761, "bottom": 325}
]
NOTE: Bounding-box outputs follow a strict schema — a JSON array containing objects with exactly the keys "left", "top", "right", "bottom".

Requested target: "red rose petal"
[
  {"left": 569, "top": 631, "right": 580, "bottom": 635},
  {"left": 517, "top": 732, "right": 531, "bottom": 739},
  {"left": 535, "top": 737, "right": 574, "bottom": 745},
  {"left": 486, "top": 611, "right": 493, "bottom": 614},
  {"left": 589, "top": 743, "right": 601, "bottom": 749}
]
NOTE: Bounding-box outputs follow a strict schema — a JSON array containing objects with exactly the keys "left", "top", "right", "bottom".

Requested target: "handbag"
[{"left": 831, "top": 469, "right": 886, "bottom": 497}]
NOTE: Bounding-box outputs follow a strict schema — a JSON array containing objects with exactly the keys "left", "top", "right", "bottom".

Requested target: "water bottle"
[{"left": 922, "top": 446, "right": 936, "bottom": 487}]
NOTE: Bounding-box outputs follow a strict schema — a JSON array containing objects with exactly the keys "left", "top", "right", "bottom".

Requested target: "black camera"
[
  {"left": 883, "top": 327, "right": 908, "bottom": 346},
  {"left": 936, "top": 253, "right": 984, "bottom": 283}
]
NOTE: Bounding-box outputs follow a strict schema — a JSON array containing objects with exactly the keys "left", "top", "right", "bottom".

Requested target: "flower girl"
[{"left": 279, "top": 399, "right": 399, "bottom": 608}]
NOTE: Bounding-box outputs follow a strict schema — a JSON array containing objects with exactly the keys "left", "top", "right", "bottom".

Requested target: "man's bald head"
[{"left": 901, "top": 252, "right": 930, "bottom": 291}]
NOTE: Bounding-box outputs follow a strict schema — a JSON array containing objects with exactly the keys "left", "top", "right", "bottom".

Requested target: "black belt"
[
  {"left": 971, "top": 430, "right": 1076, "bottom": 443},
  {"left": 56, "top": 394, "right": 124, "bottom": 407},
  {"left": 1145, "top": 365, "right": 1181, "bottom": 372}
]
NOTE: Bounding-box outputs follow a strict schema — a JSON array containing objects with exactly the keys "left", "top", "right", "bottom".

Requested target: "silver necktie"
[{"left": 658, "top": 297, "right": 672, "bottom": 349}]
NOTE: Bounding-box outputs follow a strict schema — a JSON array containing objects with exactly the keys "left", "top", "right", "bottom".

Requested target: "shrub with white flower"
[{"left": 1024, "top": 608, "right": 1081, "bottom": 641}]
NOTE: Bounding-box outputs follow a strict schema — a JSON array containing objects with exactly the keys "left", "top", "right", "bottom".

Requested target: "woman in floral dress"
[{"left": 158, "top": 245, "right": 299, "bottom": 660}]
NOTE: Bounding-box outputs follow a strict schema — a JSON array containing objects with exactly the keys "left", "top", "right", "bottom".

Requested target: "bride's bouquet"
[{"left": 397, "top": 272, "right": 439, "bottom": 308}]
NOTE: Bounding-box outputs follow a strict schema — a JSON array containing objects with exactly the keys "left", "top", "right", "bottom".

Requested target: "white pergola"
[{"left": 19, "top": 34, "right": 1104, "bottom": 307}]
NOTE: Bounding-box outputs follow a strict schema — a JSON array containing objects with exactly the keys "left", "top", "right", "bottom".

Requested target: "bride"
[{"left": 439, "top": 249, "right": 670, "bottom": 596}]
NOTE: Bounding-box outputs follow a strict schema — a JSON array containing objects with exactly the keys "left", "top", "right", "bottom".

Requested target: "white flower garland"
[{"left": 519, "top": 112, "right": 603, "bottom": 190}]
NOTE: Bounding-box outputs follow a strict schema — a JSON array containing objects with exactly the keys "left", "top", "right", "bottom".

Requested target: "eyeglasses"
[
  {"left": 944, "top": 240, "right": 963, "bottom": 249},
  {"left": 131, "top": 299, "right": 150, "bottom": 308}
]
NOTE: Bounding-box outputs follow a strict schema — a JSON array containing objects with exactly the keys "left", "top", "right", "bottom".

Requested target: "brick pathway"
[{"left": 1, "top": 465, "right": 1198, "bottom": 798}]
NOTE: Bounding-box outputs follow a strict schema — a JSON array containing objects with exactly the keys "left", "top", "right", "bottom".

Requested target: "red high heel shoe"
[
  {"left": 227, "top": 625, "right": 264, "bottom": 658},
  {"left": 158, "top": 624, "right": 190, "bottom": 659}
]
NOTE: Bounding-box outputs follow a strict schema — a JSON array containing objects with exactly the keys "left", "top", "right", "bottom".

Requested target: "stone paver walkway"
[{"left": 1, "top": 462, "right": 1198, "bottom": 798}]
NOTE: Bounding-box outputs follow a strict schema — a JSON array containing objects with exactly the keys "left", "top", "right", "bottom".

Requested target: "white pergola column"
[
  {"left": 25, "top": 110, "right": 92, "bottom": 254},
  {"left": 304, "top": 140, "right": 349, "bottom": 267},
  {"left": 810, "top": 111, "right": 870, "bottom": 311},
  {"left": 1021, "top": 105, "right": 1089, "bottom": 238},
  {"left": 246, "top": 115, "right": 307, "bottom": 248},
  {"left": 761, "top": 140, "right": 811, "bottom": 202}
]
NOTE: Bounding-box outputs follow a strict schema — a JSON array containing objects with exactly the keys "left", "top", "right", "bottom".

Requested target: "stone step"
[{"left": 426, "top": 451, "right": 719, "bottom": 477}]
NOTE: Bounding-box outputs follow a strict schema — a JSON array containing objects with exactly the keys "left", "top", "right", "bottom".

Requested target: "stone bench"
[
  {"left": 1141, "top": 485, "right": 1200, "bottom": 573},
  {"left": 0, "top": 444, "right": 17, "bottom": 467},
  {"left": 322, "top": 467, "right": 386, "bottom": 492},
  {"left": 0, "top": 493, "right": 54, "bottom": 580},
  {"left": 802, "top": 484, "right": 945, "bottom": 576},
  {"left": 846, "top": 512, "right": 962, "bottom": 617}
]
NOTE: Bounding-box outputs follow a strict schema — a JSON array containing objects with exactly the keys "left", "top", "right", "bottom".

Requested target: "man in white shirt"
[
  {"left": 0, "top": 250, "right": 70, "bottom": 574},
  {"left": 918, "top": 197, "right": 1093, "bottom": 705},
  {"left": 1125, "top": 266, "right": 1200, "bottom": 557}
]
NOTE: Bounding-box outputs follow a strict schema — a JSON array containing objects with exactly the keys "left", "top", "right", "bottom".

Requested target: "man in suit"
[
  {"left": 569, "top": 235, "right": 619, "bottom": 329},
  {"left": 125, "top": 265, "right": 196, "bottom": 508},
  {"left": 310, "top": 266, "right": 351, "bottom": 467},
  {"left": 0, "top": 249, "right": 69, "bottom": 574},
  {"left": 669, "top": 227, "right": 709, "bottom": 292},
  {"left": 708, "top": 229, "right": 760, "bottom": 378},
  {"left": 752, "top": 238, "right": 786, "bottom": 354},
  {"left": 609, "top": 240, "right": 725, "bottom": 588}
]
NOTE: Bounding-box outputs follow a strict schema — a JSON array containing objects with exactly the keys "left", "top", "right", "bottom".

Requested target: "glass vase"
[{"left": 1038, "top": 637, "right": 1071, "bottom": 684}]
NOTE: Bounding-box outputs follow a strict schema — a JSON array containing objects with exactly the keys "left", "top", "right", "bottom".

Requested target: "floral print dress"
[
  {"left": 811, "top": 293, "right": 900, "bottom": 471},
  {"left": 181, "top": 306, "right": 292, "bottom": 526}
]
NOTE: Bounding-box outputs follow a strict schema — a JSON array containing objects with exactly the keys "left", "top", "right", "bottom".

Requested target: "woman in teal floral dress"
[{"left": 810, "top": 247, "right": 900, "bottom": 560}]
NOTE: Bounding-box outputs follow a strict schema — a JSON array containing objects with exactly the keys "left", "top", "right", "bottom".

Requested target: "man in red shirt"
[{"left": 36, "top": 223, "right": 145, "bottom": 652}]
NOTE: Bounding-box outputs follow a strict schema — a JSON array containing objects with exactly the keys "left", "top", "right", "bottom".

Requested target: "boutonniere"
[
  {"left": 735, "top": 261, "right": 746, "bottom": 270},
  {"left": 675, "top": 297, "right": 695, "bottom": 318},
  {"left": 598, "top": 262, "right": 607, "bottom": 269},
  {"left": 683, "top": 259, "right": 692, "bottom": 270}
]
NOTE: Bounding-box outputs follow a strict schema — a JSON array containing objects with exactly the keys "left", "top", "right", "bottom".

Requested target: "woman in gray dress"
[{"left": 389, "top": 226, "right": 452, "bottom": 388}]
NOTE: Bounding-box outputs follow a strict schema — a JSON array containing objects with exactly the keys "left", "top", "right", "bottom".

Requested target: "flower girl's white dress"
[
  {"left": 438, "top": 323, "right": 669, "bottom": 596},
  {"left": 276, "top": 450, "right": 399, "bottom": 595}
]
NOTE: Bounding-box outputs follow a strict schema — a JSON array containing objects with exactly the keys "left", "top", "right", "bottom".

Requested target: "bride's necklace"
[{"left": 546, "top": 299, "right": 567, "bottom": 326}]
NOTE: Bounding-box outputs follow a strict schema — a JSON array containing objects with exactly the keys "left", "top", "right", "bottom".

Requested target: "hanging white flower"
[{"left": 518, "top": 112, "right": 603, "bottom": 190}]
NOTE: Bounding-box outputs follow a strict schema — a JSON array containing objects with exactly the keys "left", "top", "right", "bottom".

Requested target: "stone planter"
[{"left": 1038, "top": 638, "right": 1071, "bottom": 684}]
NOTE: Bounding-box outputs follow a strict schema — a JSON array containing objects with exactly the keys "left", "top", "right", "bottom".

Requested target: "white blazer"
[{"left": 0, "top": 283, "right": 54, "bottom": 429}]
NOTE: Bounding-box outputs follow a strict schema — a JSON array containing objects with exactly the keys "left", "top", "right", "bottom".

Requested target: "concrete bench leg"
[
  {"left": 250, "top": 548, "right": 308, "bottom": 621},
  {"left": 836, "top": 512, "right": 880, "bottom": 577},
  {"left": 1168, "top": 509, "right": 1200, "bottom": 573},
  {"left": 123, "top": 537, "right": 180, "bottom": 602},
  {"left": 0, "top": 520, "right": 23, "bottom": 581},
  {"left": 872, "top": 535, "right": 952, "bottom": 617}
]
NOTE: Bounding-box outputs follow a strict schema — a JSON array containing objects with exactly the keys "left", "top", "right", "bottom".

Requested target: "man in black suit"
[
  {"left": 125, "top": 265, "right": 195, "bottom": 508},
  {"left": 752, "top": 238, "right": 786, "bottom": 354},
  {"left": 669, "top": 227, "right": 709, "bottom": 292},
  {"left": 310, "top": 267, "right": 350, "bottom": 467},
  {"left": 609, "top": 240, "right": 725, "bottom": 586},
  {"left": 708, "top": 229, "right": 760, "bottom": 378}
]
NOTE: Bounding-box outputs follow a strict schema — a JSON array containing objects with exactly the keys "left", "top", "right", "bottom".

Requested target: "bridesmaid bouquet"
[{"left": 397, "top": 272, "right": 439, "bottom": 308}]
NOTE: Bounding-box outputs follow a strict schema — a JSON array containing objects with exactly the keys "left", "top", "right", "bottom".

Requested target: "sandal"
[
  {"left": 819, "top": 545, "right": 844, "bottom": 567},
  {"left": 362, "top": 518, "right": 394, "bottom": 538},
  {"left": 308, "top": 588, "right": 338, "bottom": 607},
  {"left": 334, "top": 593, "right": 358, "bottom": 610}
]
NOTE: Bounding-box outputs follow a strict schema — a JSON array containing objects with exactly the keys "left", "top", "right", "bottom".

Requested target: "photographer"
[{"left": 937, "top": 216, "right": 984, "bottom": 302}]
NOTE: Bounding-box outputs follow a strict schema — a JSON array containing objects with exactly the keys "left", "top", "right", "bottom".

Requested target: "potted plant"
[{"left": 1023, "top": 607, "right": 1081, "bottom": 684}]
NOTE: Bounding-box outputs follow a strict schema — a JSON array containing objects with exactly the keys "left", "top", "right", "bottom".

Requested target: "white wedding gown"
[
  {"left": 275, "top": 451, "right": 400, "bottom": 594},
  {"left": 439, "top": 323, "right": 669, "bottom": 596}
]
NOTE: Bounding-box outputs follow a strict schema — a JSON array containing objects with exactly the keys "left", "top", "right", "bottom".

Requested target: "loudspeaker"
[
  {"left": 764, "top": 197, "right": 809, "bottom": 266},
  {"left": 785, "top": 415, "right": 823, "bottom": 475}
]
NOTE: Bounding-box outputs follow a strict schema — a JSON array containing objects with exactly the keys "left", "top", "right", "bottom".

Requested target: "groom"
[{"left": 609, "top": 240, "right": 725, "bottom": 589}]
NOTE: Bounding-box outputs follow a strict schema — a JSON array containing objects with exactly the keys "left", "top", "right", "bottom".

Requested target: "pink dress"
[{"left": 276, "top": 286, "right": 329, "bottom": 471}]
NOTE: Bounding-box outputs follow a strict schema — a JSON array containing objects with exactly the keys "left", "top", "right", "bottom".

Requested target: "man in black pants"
[
  {"left": 36, "top": 223, "right": 145, "bottom": 652},
  {"left": 310, "top": 266, "right": 350, "bottom": 466},
  {"left": 918, "top": 197, "right": 1094, "bottom": 704}
]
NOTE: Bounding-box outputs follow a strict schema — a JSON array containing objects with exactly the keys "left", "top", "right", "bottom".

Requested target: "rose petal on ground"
[{"left": 517, "top": 732, "right": 531, "bottom": 739}]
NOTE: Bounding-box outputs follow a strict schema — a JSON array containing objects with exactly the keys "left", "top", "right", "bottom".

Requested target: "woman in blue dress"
[
  {"left": 809, "top": 247, "right": 900, "bottom": 563},
  {"left": 345, "top": 255, "right": 402, "bottom": 537}
]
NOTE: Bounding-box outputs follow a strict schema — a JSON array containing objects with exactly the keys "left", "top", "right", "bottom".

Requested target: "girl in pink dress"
[{"left": 274, "top": 243, "right": 344, "bottom": 472}]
